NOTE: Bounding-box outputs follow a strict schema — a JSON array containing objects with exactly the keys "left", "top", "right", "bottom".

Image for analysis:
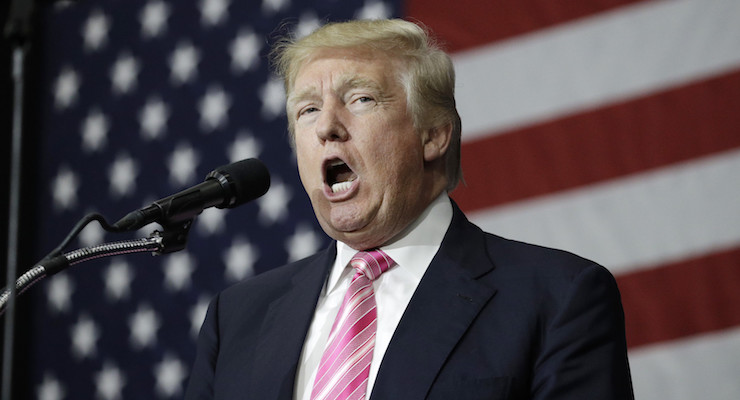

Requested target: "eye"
[
  {"left": 348, "top": 94, "right": 376, "bottom": 110},
  {"left": 346, "top": 94, "right": 377, "bottom": 115},
  {"left": 353, "top": 95, "right": 375, "bottom": 105},
  {"left": 298, "top": 106, "right": 319, "bottom": 119}
]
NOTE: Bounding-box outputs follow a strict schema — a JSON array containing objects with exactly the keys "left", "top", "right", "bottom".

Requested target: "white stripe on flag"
[
  {"left": 629, "top": 326, "right": 740, "bottom": 400},
  {"left": 468, "top": 148, "right": 740, "bottom": 275},
  {"left": 453, "top": 0, "right": 740, "bottom": 140}
]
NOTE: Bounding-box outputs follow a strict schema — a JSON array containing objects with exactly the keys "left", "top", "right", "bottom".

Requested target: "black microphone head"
[{"left": 207, "top": 158, "right": 270, "bottom": 209}]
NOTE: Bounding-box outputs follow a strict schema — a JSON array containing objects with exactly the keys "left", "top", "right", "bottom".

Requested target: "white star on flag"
[
  {"left": 169, "top": 41, "right": 200, "bottom": 84},
  {"left": 94, "top": 362, "right": 126, "bottom": 400},
  {"left": 262, "top": 0, "right": 289, "bottom": 14},
  {"left": 53, "top": 67, "right": 81, "bottom": 110},
  {"left": 71, "top": 314, "right": 100, "bottom": 359},
  {"left": 167, "top": 143, "right": 200, "bottom": 187},
  {"left": 223, "top": 237, "right": 258, "bottom": 282},
  {"left": 129, "top": 304, "right": 162, "bottom": 349},
  {"left": 200, "top": 0, "right": 230, "bottom": 26},
  {"left": 227, "top": 131, "right": 262, "bottom": 162},
  {"left": 295, "top": 12, "right": 321, "bottom": 38},
  {"left": 195, "top": 207, "right": 226, "bottom": 235},
  {"left": 198, "top": 85, "right": 231, "bottom": 132},
  {"left": 259, "top": 77, "right": 286, "bottom": 119},
  {"left": 162, "top": 252, "right": 196, "bottom": 291},
  {"left": 51, "top": 166, "right": 80, "bottom": 211},
  {"left": 286, "top": 224, "right": 324, "bottom": 262},
  {"left": 104, "top": 260, "right": 135, "bottom": 301},
  {"left": 81, "top": 109, "right": 109, "bottom": 152},
  {"left": 154, "top": 354, "right": 188, "bottom": 398},
  {"left": 110, "top": 52, "right": 141, "bottom": 95},
  {"left": 356, "top": 0, "right": 392, "bottom": 20},
  {"left": 229, "top": 29, "right": 262, "bottom": 73},
  {"left": 108, "top": 153, "right": 139, "bottom": 198},
  {"left": 37, "top": 374, "right": 65, "bottom": 400},
  {"left": 258, "top": 179, "right": 291, "bottom": 225},
  {"left": 82, "top": 9, "right": 110, "bottom": 51},
  {"left": 47, "top": 274, "right": 75, "bottom": 314},
  {"left": 139, "top": 96, "right": 170, "bottom": 140},
  {"left": 140, "top": 0, "right": 171, "bottom": 38}
]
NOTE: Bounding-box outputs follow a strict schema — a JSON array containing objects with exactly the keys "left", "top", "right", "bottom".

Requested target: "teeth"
[
  {"left": 326, "top": 158, "right": 356, "bottom": 194},
  {"left": 331, "top": 180, "right": 354, "bottom": 193}
]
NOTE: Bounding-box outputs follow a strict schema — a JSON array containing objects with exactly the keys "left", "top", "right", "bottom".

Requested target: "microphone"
[{"left": 112, "top": 158, "right": 270, "bottom": 231}]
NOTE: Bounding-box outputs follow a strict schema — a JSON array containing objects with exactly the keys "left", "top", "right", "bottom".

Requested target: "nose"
[{"left": 315, "top": 102, "right": 349, "bottom": 143}]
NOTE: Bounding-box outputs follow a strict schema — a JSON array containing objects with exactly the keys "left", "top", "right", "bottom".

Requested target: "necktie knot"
[{"left": 350, "top": 249, "right": 395, "bottom": 281}]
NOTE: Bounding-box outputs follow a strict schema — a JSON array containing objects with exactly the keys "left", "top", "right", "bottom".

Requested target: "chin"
[
  {"left": 338, "top": 235, "right": 384, "bottom": 251},
  {"left": 317, "top": 222, "right": 374, "bottom": 250}
]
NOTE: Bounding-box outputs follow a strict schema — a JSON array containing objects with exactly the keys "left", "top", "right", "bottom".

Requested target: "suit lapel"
[
  {"left": 249, "top": 244, "right": 336, "bottom": 399},
  {"left": 370, "top": 205, "right": 498, "bottom": 399}
]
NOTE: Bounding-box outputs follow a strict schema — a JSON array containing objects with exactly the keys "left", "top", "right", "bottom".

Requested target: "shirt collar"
[{"left": 327, "top": 194, "right": 453, "bottom": 293}]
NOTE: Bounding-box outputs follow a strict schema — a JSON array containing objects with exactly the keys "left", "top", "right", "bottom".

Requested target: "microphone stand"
[
  {"left": 3, "top": 0, "right": 36, "bottom": 398},
  {"left": 0, "top": 237, "right": 165, "bottom": 315},
  {"left": 0, "top": 218, "right": 195, "bottom": 316}
]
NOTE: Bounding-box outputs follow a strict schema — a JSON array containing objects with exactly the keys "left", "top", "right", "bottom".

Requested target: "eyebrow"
[
  {"left": 341, "top": 76, "right": 384, "bottom": 96},
  {"left": 286, "top": 87, "right": 317, "bottom": 112}
]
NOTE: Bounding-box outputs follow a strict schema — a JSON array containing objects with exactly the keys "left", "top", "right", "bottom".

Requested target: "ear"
[{"left": 422, "top": 122, "right": 453, "bottom": 162}]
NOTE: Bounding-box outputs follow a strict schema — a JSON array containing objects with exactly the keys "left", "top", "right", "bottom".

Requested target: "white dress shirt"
[{"left": 294, "top": 194, "right": 453, "bottom": 400}]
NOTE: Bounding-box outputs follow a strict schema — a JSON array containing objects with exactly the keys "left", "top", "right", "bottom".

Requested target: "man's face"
[{"left": 289, "top": 49, "right": 436, "bottom": 250}]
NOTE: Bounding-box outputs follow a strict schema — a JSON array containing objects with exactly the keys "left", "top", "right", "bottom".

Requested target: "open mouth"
[{"left": 325, "top": 159, "right": 357, "bottom": 193}]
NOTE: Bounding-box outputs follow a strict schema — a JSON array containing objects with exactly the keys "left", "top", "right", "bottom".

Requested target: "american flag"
[{"left": 23, "top": 0, "right": 740, "bottom": 399}]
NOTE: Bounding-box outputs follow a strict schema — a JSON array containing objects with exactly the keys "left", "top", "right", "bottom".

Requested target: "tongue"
[
  {"left": 334, "top": 166, "right": 356, "bottom": 183},
  {"left": 328, "top": 162, "right": 356, "bottom": 183},
  {"left": 329, "top": 164, "right": 357, "bottom": 193}
]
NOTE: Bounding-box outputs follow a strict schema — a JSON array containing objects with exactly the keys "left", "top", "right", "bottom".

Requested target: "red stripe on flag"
[
  {"left": 451, "top": 71, "right": 740, "bottom": 212},
  {"left": 618, "top": 246, "right": 740, "bottom": 349},
  {"left": 405, "top": 0, "right": 650, "bottom": 52}
]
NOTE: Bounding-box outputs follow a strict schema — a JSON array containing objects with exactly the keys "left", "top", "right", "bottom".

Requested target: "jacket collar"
[{"left": 369, "top": 202, "right": 499, "bottom": 399}]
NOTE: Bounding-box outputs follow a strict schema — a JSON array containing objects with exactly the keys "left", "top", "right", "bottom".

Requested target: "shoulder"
[
  {"left": 476, "top": 228, "right": 623, "bottom": 318},
  {"left": 485, "top": 231, "right": 601, "bottom": 275},
  {"left": 449, "top": 205, "right": 619, "bottom": 302},
  {"left": 449, "top": 202, "right": 609, "bottom": 281}
]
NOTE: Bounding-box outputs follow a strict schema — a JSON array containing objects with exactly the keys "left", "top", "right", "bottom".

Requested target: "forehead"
[{"left": 290, "top": 48, "right": 402, "bottom": 96}]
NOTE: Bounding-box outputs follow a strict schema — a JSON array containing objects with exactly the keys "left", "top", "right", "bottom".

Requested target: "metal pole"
[{"left": 2, "top": 45, "right": 26, "bottom": 400}]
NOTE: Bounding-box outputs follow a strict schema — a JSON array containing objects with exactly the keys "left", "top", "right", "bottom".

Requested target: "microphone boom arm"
[{"left": 0, "top": 220, "right": 194, "bottom": 316}]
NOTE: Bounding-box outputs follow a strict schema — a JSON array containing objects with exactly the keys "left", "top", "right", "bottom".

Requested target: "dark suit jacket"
[{"left": 185, "top": 204, "right": 634, "bottom": 399}]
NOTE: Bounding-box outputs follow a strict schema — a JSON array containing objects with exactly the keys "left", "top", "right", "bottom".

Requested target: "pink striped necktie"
[{"left": 310, "top": 249, "right": 396, "bottom": 400}]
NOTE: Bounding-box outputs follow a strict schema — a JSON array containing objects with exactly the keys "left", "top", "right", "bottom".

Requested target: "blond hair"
[{"left": 271, "top": 18, "right": 462, "bottom": 191}]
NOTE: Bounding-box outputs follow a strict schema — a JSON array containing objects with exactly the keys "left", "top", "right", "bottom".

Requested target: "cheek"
[
  {"left": 295, "top": 144, "right": 319, "bottom": 185},
  {"left": 367, "top": 147, "right": 419, "bottom": 193},
  {"left": 381, "top": 132, "right": 424, "bottom": 172}
]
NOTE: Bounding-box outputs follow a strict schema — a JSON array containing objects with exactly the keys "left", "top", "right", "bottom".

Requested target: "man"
[{"left": 185, "top": 19, "right": 633, "bottom": 399}]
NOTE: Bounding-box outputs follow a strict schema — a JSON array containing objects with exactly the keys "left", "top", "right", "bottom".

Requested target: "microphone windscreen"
[{"left": 211, "top": 158, "right": 271, "bottom": 208}]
